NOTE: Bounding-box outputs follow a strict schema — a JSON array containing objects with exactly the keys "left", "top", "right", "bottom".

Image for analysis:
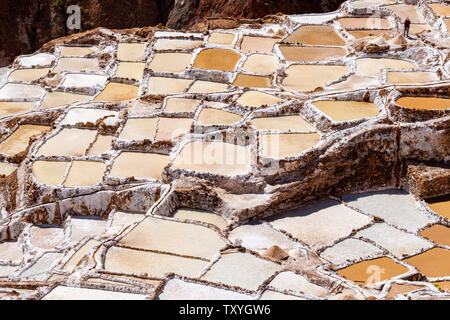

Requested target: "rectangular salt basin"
[
  {"left": 147, "top": 77, "right": 192, "bottom": 95},
  {"left": 149, "top": 53, "right": 193, "bottom": 73},
  {"left": 117, "top": 43, "right": 146, "bottom": 61},
  {"left": 119, "top": 118, "right": 158, "bottom": 141},
  {"left": 164, "top": 98, "right": 201, "bottom": 113},
  {"left": 109, "top": 152, "right": 170, "bottom": 180},
  {"left": 282, "top": 65, "right": 349, "bottom": 92},
  {"left": 113, "top": 62, "right": 145, "bottom": 81},
  {"left": 193, "top": 48, "right": 241, "bottom": 72},
  {"left": 32, "top": 160, "right": 70, "bottom": 186},
  {"left": 8, "top": 68, "right": 50, "bottom": 82},
  {"left": 284, "top": 25, "right": 345, "bottom": 46},
  {"left": 0, "top": 125, "right": 51, "bottom": 156},
  {"left": 312, "top": 100, "right": 380, "bottom": 122},
  {"left": 30, "top": 225, "right": 64, "bottom": 249},
  {"left": 260, "top": 133, "right": 320, "bottom": 158},
  {"left": 155, "top": 118, "right": 192, "bottom": 141},
  {"left": 63, "top": 161, "right": 106, "bottom": 187},
  {"left": 337, "top": 17, "right": 392, "bottom": 29},
  {"left": 279, "top": 46, "right": 346, "bottom": 62},
  {"left": 240, "top": 36, "right": 279, "bottom": 53},
  {"left": 59, "top": 46, "right": 96, "bottom": 57},
  {"left": 236, "top": 91, "right": 285, "bottom": 108},
  {"left": 172, "top": 208, "right": 227, "bottom": 231},
  {"left": 87, "top": 135, "right": 113, "bottom": 156},
  {"left": 428, "top": 3, "right": 450, "bottom": 17},
  {"left": 241, "top": 54, "right": 278, "bottom": 74},
  {"left": 188, "top": 80, "right": 228, "bottom": 93},
  {"left": 252, "top": 115, "right": 314, "bottom": 132},
  {"left": 40, "top": 92, "right": 92, "bottom": 109},
  {"left": 208, "top": 32, "right": 236, "bottom": 45},
  {"left": 37, "top": 128, "right": 97, "bottom": 157},
  {"left": 43, "top": 286, "right": 148, "bottom": 300},
  {"left": 395, "top": 97, "right": 450, "bottom": 111},
  {"left": 62, "top": 73, "right": 108, "bottom": 89},
  {"left": 70, "top": 216, "right": 107, "bottom": 242},
  {"left": 0, "top": 101, "right": 36, "bottom": 118},
  {"left": 61, "top": 108, "right": 117, "bottom": 126},
  {"left": 384, "top": 4, "right": 425, "bottom": 24},
  {"left": 17, "top": 53, "right": 55, "bottom": 68},
  {"left": 348, "top": 30, "right": 394, "bottom": 39},
  {"left": 386, "top": 72, "right": 439, "bottom": 84},
  {"left": 197, "top": 108, "right": 242, "bottom": 125},
  {"left": 154, "top": 39, "right": 203, "bottom": 50},
  {"left": 94, "top": 82, "right": 139, "bottom": 102},
  {"left": 0, "top": 83, "right": 45, "bottom": 101},
  {"left": 53, "top": 58, "right": 100, "bottom": 73},
  {"left": 356, "top": 58, "right": 416, "bottom": 77}
]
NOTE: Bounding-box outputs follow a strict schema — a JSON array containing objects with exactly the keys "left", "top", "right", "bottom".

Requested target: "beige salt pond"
[
  {"left": 70, "top": 216, "right": 106, "bottom": 242},
  {"left": 117, "top": 43, "right": 146, "bottom": 61},
  {"left": 428, "top": 3, "right": 450, "bottom": 17},
  {"left": 347, "top": 30, "right": 394, "bottom": 39},
  {"left": 337, "top": 17, "right": 392, "bottom": 29},
  {"left": 0, "top": 83, "right": 45, "bottom": 100},
  {"left": 355, "top": 58, "right": 416, "bottom": 77},
  {"left": 240, "top": 36, "right": 279, "bottom": 53},
  {"left": 197, "top": 108, "right": 242, "bottom": 126},
  {"left": 260, "top": 133, "right": 320, "bottom": 158},
  {"left": 0, "top": 162, "right": 17, "bottom": 176},
  {"left": 426, "top": 196, "right": 449, "bottom": 220},
  {"left": 53, "top": 58, "right": 100, "bottom": 73},
  {"left": 109, "top": 152, "right": 170, "bottom": 180},
  {"left": 241, "top": 54, "right": 278, "bottom": 74},
  {"left": 61, "top": 108, "right": 117, "bottom": 126},
  {"left": 312, "top": 100, "right": 380, "bottom": 122},
  {"left": 59, "top": 46, "right": 96, "bottom": 57},
  {"left": 386, "top": 71, "right": 439, "bottom": 84},
  {"left": 420, "top": 225, "right": 450, "bottom": 247},
  {"left": 236, "top": 91, "right": 285, "bottom": 108},
  {"left": 164, "top": 98, "right": 201, "bottom": 113},
  {"left": 172, "top": 141, "right": 250, "bottom": 176},
  {"left": 0, "top": 125, "right": 50, "bottom": 156},
  {"left": 233, "top": 74, "right": 272, "bottom": 88},
  {"left": 395, "top": 97, "right": 450, "bottom": 111},
  {"left": 0, "top": 101, "right": 36, "bottom": 118},
  {"left": 279, "top": 46, "right": 346, "bottom": 62},
  {"left": 155, "top": 118, "right": 192, "bottom": 141},
  {"left": 149, "top": 53, "right": 193, "bottom": 73},
  {"left": 40, "top": 92, "right": 92, "bottom": 109},
  {"left": 8, "top": 68, "right": 50, "bottom": 82},
  {"left": 154, "top": 39, "right": 202, "bottom": 50},
  {"left": 119, "top": 118, "right": 158, "bottom": 141},
  {"left": 382, "top": 4, "right": 425, "bottom": 23},
  {"left": 32, "top": 161, "right": 70, "bottom": 186},
  {"left": 208, "top": 32, "right": 236, "bottom": 45},
  {"left": 404, "top": 248, "right": 450, "bottom": 278},
  {"left": 37, "top": 128, "right": 96, "bottom": 157},
  {"left": 0, "top": 241, "right": 22, "bottom": 262},
  {"left": 63, "top": 161, "right": 106, "bottom": 187},
  {"left": 172, "top": 208, "right": 227, "bottom": 231},
  {"left": 63, "top": 239, "right": 100, "bottom": 272},
  {"left": 94, "top": 83, "right": 139, "bottom": 102},
  {"left": 147, "top": 77, "right": 192, "bottom": 95},
  {"left": 252, "top": 115, "right": 314, "bottom": 132},
  {"left": 282, "top": 65, "right": 349, "bottom": 92},
  {"left": 113, "top": 62, "right": 145, "bottom": 80},
  {"left": 284, "top": 25, "right": 345, "bottom": 46},
  {"left": 87, "top": 135, "right": 113, "bottom": 156},
  {"left": 30, "top": 226, "right": 64, "bottom": 249},
  {"left": 193, "top": 48, "right": 241, "bottom": 72},
  {"left": 187, "top": 80, "right": 228, "bottom": 93}
]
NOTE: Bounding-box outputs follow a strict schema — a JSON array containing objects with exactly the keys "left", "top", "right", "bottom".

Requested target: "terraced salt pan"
[
  {"left": 355, "top": 223, "right": 433, "bottom": 259},
  {"left": 154, "top": 118, "right": 192, "bottom": 141},
  {"left": 119, "top": 216, "right": 226, "bottom": 260},
  {"left": 260, "top": 133, "right": 320, "bottom": 158},
  {"left": 193, "top": 48, "right": 241, "bottom": 72},
  {"left": 387, "top": 71, "right": 440, "bottom": 84},
  {"left": 119, "top": 118, "right": 158, "bottom": 141},
  {"left": 53, "top": 58, "right": 100, "bottom": 73},
  {"left": 109, "top": 152, "right": 170, "bottom": 180},
  {"left": 252, "top": 115, "right": 314, "bottom": 132},
  {"left": 236, "top": 91, "right": 285, "bottom": 108},
  {"left": 337, "top": 17, "right": 392, "bottom": 29},
  {"left": 386, "top": 283, "right": 427, "bottom": 299},
  {"left": 0, "top": 162, "right": 17, "bottom": 176},
  {"left": 428, "top": 3, "right": 450, "bottom": 17},
  {"left": 320, "top": 238, "right": 383, "bottom": 265},
  {"left": 240, "top": 36, "right": 279, "bottom": 53},
  {"left": 172, "top": 208, "right": 227, "bottom": 231},
  {"left": 63, "top": 161, "right": 106, "bottom": 187},
  {"left": 282, "top": 65, "right": 349, "bottom": 92},
  {"left": 279, "top": 46, "right": 347, "bottom": 62},
  {"left": 87, "top": 135, "right": 113, "bottom": 156},
  {"left": 260, "top": 290, "right": 305, "bottom": 300},
  {"left": 336, "top": 257, "right": 409, "bottom": 285},
  {"left": 94, "top": 83, "right": 139, "bottom": 102},
  {"left": 268, "top": 200, "right": 372, "bottom": 250},
  {"left": 409, "top": 24, "right": 431, "bottom": 35},
  {"left": 0, "top": 241, "right": 23, "bottom": 262},
  {"left": 40, "top": 92, "right": 92, "bottom": 109},
  {"left": 37, "top": 128, "right": 97, "bottom": 157},
  {"left": 201, "top": 252, "right": 282, "bottom": 291},
  {"left": 233, "top": 74, "right": 272, "bottom": 88},
  {"left": 61, "top": 108, "right": 117, "bottom": 126},
  {"left": 63, "top": 239, "right": 100, "bottom": 272},
  {"left": 20, "top": 252, "right": 62, "bottom": 279},
  {"left": 42, "top": 286, "right": 147, "bottom": 300},
  {"left": 17, "top": 53, "right": 55, "bottom": 67},
  {"left": 59, "top": 46, "right": 96, "bottom": 57},
  {"left": 104, "top": 246, "right": 208, "bottom": 278},
  {"left": 8, "top": 68, "right": 50, "bottom": 82},
  {"left": 312, "top": 100, "right": 380, "bottom": 122},
  {"left": 404, "top": 248, "right": 450, "bottom": 278},
  {"left": 382, "top": 4, "right": 425, "bottom": 24},
  {"left": 154, "top": 39, "right": 202, "bottom": 50},
  {"left": 30, "top": 226, "right": 64, "bottom": 249},
  {"left": 149, "top": 53, "right": 193, "bottom": 73},
  {"left": 208, "top": 32, "right": 236, "bottom": 45},
  {"left": 172, "top": 141, "right": 250, "bottom": 176},
  {"left": 32, "top": 161, "right": 70, "bottom": 186},
  {"left": 426, "top": 197, "right": 449, "bottom": 220},
  {"left": 70, "top": 216, "right": 106, "bottom": 242},
  {"left": 0, "top": 83, "right": 45, "bottom": 100},
  {"left": 242, "top": 54, "right": 278, "bottom": 74},
  {"left": 326, "top": 74, "right": 379, "bottom": 91},
  {"left": 159, "top": 278, "right": 252, "bottom": 300},
  {"left": 0, "top": 101, "right": 36, "bottom": 118},
  {"left": 268, "top": 271, "right": 328, "bottom": 296},
  {"left": 395, "top": 97, "right": 450, "bottom": 111},
  {"left": 420, "top": 225, "right": 450, "bottom": 247},
  {"left": 147, "top": 77, "right": 192, "bottom": 95},
  {"left": 164, "top": 98, "right": 201, "bottom": 113},
  {"left": 110, "top": 212, "right": 145, "bottom": 230},
  {"left": 197, "top": 108, "right": 242, "bottom": 125},
  {"left": 284, "top": 25, "right": 345, "bottom": 46},
  {"left": 355, "top": 58, "right": 416, "bottom": 77},
  {"left": 187, "top": 80, "right": 228, "bottom": 93},
  {"left": 113, "top": 62, "right": 145, "bottom": 80},
  {"left": 0, "top": 125, "right": 50, "bottom": 156},
  {"left": 61, "top": 74, "right": 107, "bottom": 89},
  {"left": 117, "top": 43, "right": 146, "bottom": 61},
  {"left": 347, "top": 30, "right": 394, "bottom": 39},
  {"left": 343, "top": 190, "right": 433, "bottom": 232}
]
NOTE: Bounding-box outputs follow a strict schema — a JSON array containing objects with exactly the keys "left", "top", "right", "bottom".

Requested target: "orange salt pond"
[
  {"left": 241, "top": 54, "right": 278, "bottom": 74},
  {"left": 312, "top": 100, "right": 380, "bottom": 122},
  {"left": 428, "top": 3, "right": 450, "bottom": 17},
  {"left": 337, "top": 257, "right": 409, "bottom": 285},
  {"left": 147, "top": 77, "right": 192, "bottom": 95},
  {"left": 337, "top": 17, "right": 392, "bottom": 29},
  {"left": 172, "top": 141, "right": 250, "bottom": 176},
  {"left": 30, "top": 226, "right": 64, "bottom": 249},
  {"left": 87, "top": 135, "right": 113, "bottom": 156},
  {"left": 59, "top": 46, "right": 95, "bottom": 57},
  {"left": 0, "top": 101, "right": 36, "bottom": 118},
  {"left": 355, "top": 58, "right": 416, "bottom": 77},
  {"left": 284, "top": 25, "right": 345, "bottom": 46},
  {"left": 426, "top": 196, "right": 449, "bottom": 220},
  {"left": 0, "top": 125, "right": 50, "bottom": 156},
  {"left": 37, "top": 128, "right": 97, "bottom": 157},
  {"left": 155, "top": 118, "right": 192, "bottom": 141},
  {"left": 113, "top": 62, "right": 145, "bottom": 80},
  {"left": 236, "top": 91, "right": 285, "bottom": 108},
  {"left": 261, "top": 133, "right": 320, "bottom": 158},
  {"left": 197, "top": 108, "right": 242, "bottom": 126},
  {"left": 94, "top": 83, "right": 139, "bottom": 102},
  {"left": 233, "top": 74, "right": 272, "bottom": 88},
  {"left": 187, "top": 80, "right": 228, "bottom": 93},
  {"left": 252, "top": 115, "right": 314, "bottom": 132},
  {"left": 282, "top": 65, "right": 349, "bottom": 92},
  {"left": 63, "top": 161, "right": 106, "bottom": 187},
  {"left": 279, "top": 46, "right": 346, "bottom": 62},
  {"left": 154, "top": 39, "right": 202, "bottom": 50},
  {"left": 240, "top": 36, "right": 278, "bottom": 53},
  {"left": 119, "top": 118, "right": 158, "bottom": 141},
  {"left": 53, "top": 58, "right": 100, "bottom": 73},
  {"left": 419, "top": 225, "right": 450, "bottom": 247},
  {"left": 193, "top": 48, "right": 241, "bottom": 72},
  {"left": 386, "top": 71, "right": 439, "bottom": 84},
  {"left": 109, "top": 152, "right": 170, "bottom": 180},
  {"left": 208, "top": 32, "right": 236, "bottom": 45},
  {"left": 164, "top": 98, "right": 201, "bottom": 113},
  {"left": 395, "top": 97, "right": 450, "bottom": 111},
  {"left": 404, "top": 248, "right": 450, "bottom": 278},
  {"left": 32, "top": 160, "right": 70, "bottom": 186},
  {"left": 117, "top": 43, "right": 146, "bottom": 61},
  {"left": 8, "top": 68, "right": 50, "bottom": 82},
  {"left": 149, "top": 53, "right": 193, "bottom": 73},
  {"left": 40, "top": 92, "right": 92, "bottom": 109}
]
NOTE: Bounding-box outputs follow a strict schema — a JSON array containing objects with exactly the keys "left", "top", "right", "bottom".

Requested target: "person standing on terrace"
[{"left": 404, "top": 17, "right": 411, "bottom": 38}]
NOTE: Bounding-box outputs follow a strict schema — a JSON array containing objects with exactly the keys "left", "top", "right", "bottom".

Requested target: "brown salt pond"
[
  {"left": 233, "top": 74, "right": 272, "bottom": 88},
  {"left": 149, "top": 53, "right": 193, "bottom": 73},
  {"left": 63, "top": 161, "right": 106, "bottom": 187},
  {"left": 337, "top": 17, "right": 392, "bottom": 29},
  {"left": 404, "top": 248, "right": 450, "bottom": 278},
  {"left": 119, "top": 118, "right": 158, "bottom": 141},
  {"left": 155, "top": 118, "right": 192, "bottom": 141},
  {"left": 426, "top": 196, "right": 450, "bottom": 220},
  {"left": 187, "top": 80, "right": 228, "bottom": 93},
  {"left": 419, "top": 225, "right": 450, "bottom": 247},
  {"left": 337, "top": 257, "right": 409, "bottom": 285},
  {"left": 236, "top": 91, "right": 285, "bottom": 108},
  {"left": 30, "top": 226, "right": 65, "bottom": 249},
  {"left": 164, "top": 98, "right": 201, "bottom": 113},
  {"left": 109, "top": 152, "right": 170, "bottom": 180},
  {"left": 428, "top": 3, "right": 450, "bottom": 17},
  {"left": 147, "top": 77, "right": 192, "bottom": 95},
  {"left": 8, "top": 68, "right": 50, "bottom": 82},
  {"left": 355, "top": 58, "right": 416, "bottom": 77},
  {"left": 252, "top": 115, "right": 314, "bottom": 132},
  {"left": 282, "top": 65, "right": 349, "bottom": 92},
  {"left": 0, "top": 125, "right": 50, "bottom": 156},
  {"left": 94, "top": 83, "right": 139, "bottom": 102},
  {"left": 87, "top": 135, "right": 113, "bottom": 156},
  {"left": 312, "top": 100, "right": 380, "bottom": 122},
  {"left": 59, "top": 46, "right": 96, "bottom": 57},
  {"left": 284, "top": 25, "right": 345, "bottom": 46},
  {"left": 193, "top": 48, "right": 241, "bottom": 72},
  {"left": 37, "top": 128, "right": 97, "bottom": 157},
  {"left": 154, "top": 39, "right": 202, "bottom": 50},
  {"left": 0, "top": 101, "right": 36, "bottom": 118},
  {"left": 240, "top": 36, "right": 279, "bottom": 53},
  {"left": 0, "top": 162, "right": 17, "bottom": 176},
  {"left": 32, "top": 160, "right": 70, "bottom": 186},
  {"left": 386, "top": 283, "right": 426, "bottom": 299},
  {"left": 117, "top": 43, "right": 146, "bottom": 61},
  {"left": 40, "top": 92, "right": 92, "bottom": 109},
  {"left": 347, "top": 30, "right": 394, "bottom": 39},
  {"left": 53, "top": 58, "right": 100, "bottom": 73},
  {"left": 208, "top": 32, "right": 236, "bottom": 45},
  {"left": 395, "top": 97, "right": 450, "bottom": 111},
  {"left": 279, "top": 46, "right": 346, "bottom": 62},
  {"left": 260, "top": 133, "right": 320, "bottom": 158},
  {"left": 172, "top": 141, "right": 250, "bottom": 176},
  {"left": 241, "top": 54, "right": 278, "bottom": 74},
  {"left": 113, "top": 62, "right": 145, "bottom": 80},
  {"left": 197, "top": 108, "right": 242, "bottom": 126},
  {"left": 386, "top": 71, "right": 439, "bottom": 84}
]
